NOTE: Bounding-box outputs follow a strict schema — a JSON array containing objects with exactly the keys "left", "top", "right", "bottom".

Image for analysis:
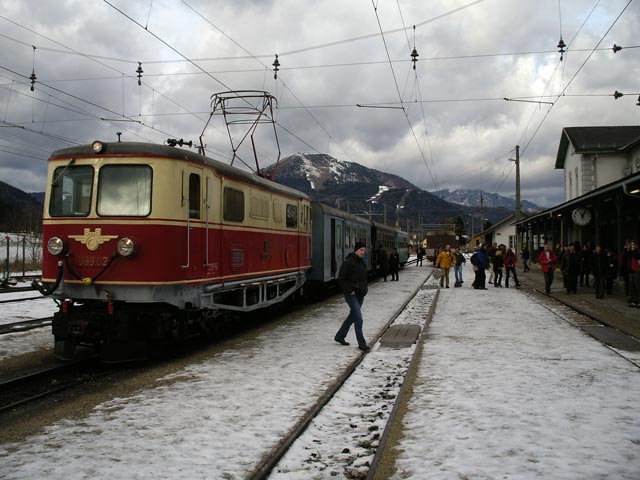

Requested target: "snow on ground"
[
  {"left": 390, "top": 266, "right": 640, "bottom": 479},
  {"left": 0, "top": 264, "right": 430, "bottom": 479},
  {"left": 0, "top": 282, "right": 58, "bottom": 360},
  {"left": 270, "top": 281, "right": 439, "bottom": 479},
  {"left": 2, "top": 262, "right": 639, "bottom": 479}
]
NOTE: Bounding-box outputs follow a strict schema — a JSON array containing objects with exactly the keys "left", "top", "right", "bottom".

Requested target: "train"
[{"left": 35, "top": 140, "right": 409, "bottom": 361}]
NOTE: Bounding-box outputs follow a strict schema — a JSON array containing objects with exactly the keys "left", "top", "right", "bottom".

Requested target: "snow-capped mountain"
[
  {"left": 263, "top": 153, "right": 513, "bottom": 225},
  {"left": 262, "top": 153, "right": 416, "bottom": 193},
  {"left": 432, "top": 189, "right": 541, "bottom": 213}
]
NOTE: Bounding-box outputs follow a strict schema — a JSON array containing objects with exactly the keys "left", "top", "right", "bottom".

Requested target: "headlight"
[
  {"left": 117, "top": 237, "right": 135, "bottom": 257},
  {"left": 91, "top": 141, "right": 104, "bottom": 153},
  {"left": 47, "top": 237, "right": 65, "bottom": 256}
]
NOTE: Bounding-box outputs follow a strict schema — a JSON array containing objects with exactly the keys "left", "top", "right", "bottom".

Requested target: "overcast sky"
[{"left": 0, "top": 0, "right": 638, "bottom": 207}]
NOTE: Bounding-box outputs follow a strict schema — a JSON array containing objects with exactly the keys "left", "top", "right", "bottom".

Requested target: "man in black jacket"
[{"left": 334, "top": 241, "right": 370, "bottom": 352}]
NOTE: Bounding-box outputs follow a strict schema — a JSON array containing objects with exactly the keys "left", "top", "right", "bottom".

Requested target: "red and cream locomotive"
[{"left": 37, "top": 140, "right": 311, "bottom": 360}]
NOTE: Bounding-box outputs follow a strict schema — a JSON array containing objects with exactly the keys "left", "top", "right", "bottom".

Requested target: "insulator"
[
  {"left": 272, "top": 54, "right": 280, "bottom": 79},
  {"left": 636, "top": 95, "right": 640, "bottom": 107},
  {"left": 136, "top": 62, "right": 143, "bottom": 86},
  {"left": 411, "top": 48, "right": 419, "bottom": 70},
  {"left": 612, "top": 44, "right": 622, "bottom": 53},
  {"left": 613, "top": 90, "right": 624, "bottom": 100},
  {"left": 29, "top": 71, "right": 37, "bottom": 92},
  {"left": 557, "top": 36, "right": 566, "bottom": 61}
]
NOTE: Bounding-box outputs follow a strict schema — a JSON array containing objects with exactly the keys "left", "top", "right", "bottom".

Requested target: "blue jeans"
[
  {"left": 454, "top": 264, "right": 463, "bottom": 283},
  {"left": 336, "top": 294, "right": 366, "bottom": 347}
]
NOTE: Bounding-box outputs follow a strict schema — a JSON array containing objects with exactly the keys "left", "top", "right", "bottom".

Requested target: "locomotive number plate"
[{"left": 74, "top": 256, "right": 110, "bottom": 267}]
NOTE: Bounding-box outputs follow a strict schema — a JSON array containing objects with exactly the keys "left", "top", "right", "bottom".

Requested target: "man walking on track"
[{"left": 334, "top": 242, "right": 370, "bottom": 352}]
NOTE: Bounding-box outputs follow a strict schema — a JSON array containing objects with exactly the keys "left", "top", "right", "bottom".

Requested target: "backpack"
[{"left": 470, "top": 253, "right": 479, "bottom": 266}]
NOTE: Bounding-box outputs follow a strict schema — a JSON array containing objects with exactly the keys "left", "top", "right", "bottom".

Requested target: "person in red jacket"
[
  {"left": 504, "top": 247, "right": 521, "bottom": 288},
  {"left": 538, "top": 244, "right": 558, "bottom": 294}
]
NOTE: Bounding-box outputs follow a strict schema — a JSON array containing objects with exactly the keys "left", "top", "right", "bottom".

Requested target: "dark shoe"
[
  {"left": 335, "top": 337, "right": 350, "bottom": 346},
  {"left": 358, "top": 345, "right": 370, "bottom": 352},
  {"left": 446, "top": 285, "right": 449, "bottom": 288}
]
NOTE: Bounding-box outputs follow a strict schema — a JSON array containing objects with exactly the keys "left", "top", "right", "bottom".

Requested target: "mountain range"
[{"left": 262, "top": 153, "right": 537, "bottom": 228}]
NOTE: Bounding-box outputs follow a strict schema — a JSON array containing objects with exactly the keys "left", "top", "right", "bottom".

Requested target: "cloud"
[{"left": 0, "top": 0, "right": 638, "bottom": 208}]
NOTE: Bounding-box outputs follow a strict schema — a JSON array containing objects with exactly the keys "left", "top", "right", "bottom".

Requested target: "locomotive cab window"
[
  {"left": 49, "top": 165, "right": 94, "bottom": 217},
  {"left": 286, "top": 204, "right": 298, "bottom": 228},
  {"left": 224, "top": 187, "right": 244, "bottom": 222},
  {"left": 97, "top": 165, "right": 152, "bottom": 217}
]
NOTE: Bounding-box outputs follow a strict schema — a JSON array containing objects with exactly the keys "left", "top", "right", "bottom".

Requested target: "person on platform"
[
  {"left": 334, "top": 242, "right": 370, "bottom": 352},
  {"left": 492, "top": 249, "right": 504, "bottom": 287},
  {"left": 416, "top": 246, "right": 425, "bottom": 267},
  {"left": 377, "top": 247, "right": 389, "bottom": 282},
  {"left": 453, "top": 246, "right": 466, "bottom": 287},
  {"left": 471, "top": 244, "right": 489, "bottom": 290},
  {"left": 487, "top": 242, "right": 498, "bottom": 284},
  {"left": 389, "top": 248, "right": 400, "bottom": 281},
  {"left": 522, "top": 245, "right": 530, "bottom": 272},
  {"left": 625, "top": 240, "right": 640, "bottom": 307},
  {"left": 605, "top": 249, "right": 618, "bottom": 296},
  {"left": 538, "top": 244, "right": 558, "bottom": 294},
  {"left": 590, "top": 245, "right": 608, "bottom": 299},
  {"left": 561, "top": 243, "right": 579, "bottom": 294},
  {"left": 435, "top": 244, "right": 456, "bottom": 288},
  {"left": 579, "top": 244, "right": 591, "bottom": 287},
  {"left": 504, "top": 247, "right": 521, "bottom": 288}
]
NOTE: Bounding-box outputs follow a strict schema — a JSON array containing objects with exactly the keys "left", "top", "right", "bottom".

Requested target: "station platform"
[
  {"left": 518, "top": 262, "right": 640, "bottom": 340},
  {"left": 373, "top": 262, "right": 640, "bottom": 479}
]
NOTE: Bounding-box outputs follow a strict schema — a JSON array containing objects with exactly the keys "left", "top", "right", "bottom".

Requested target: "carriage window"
[
  {"left": 188, "top": 173, "right": 200, "bottom": 219},
  {"left": 286, "top": 204, "right": 298, "bottom": 228},
  {"left": 97, "top": 165, "right": 152, "bottom": 217},
  {"left": 224, "top": 187, "right": 244, "bottom": 222},
  {"left": 49, "top": 165, "right": 94, "bottom": 217}
]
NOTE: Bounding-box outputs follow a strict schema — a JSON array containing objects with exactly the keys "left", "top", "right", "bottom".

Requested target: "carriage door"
[
  {"left": 182, "top": 167, "right": 203, "bottom": 278},
  {"left": 331, "top": 218, "right": 343, "bottom": 278}
]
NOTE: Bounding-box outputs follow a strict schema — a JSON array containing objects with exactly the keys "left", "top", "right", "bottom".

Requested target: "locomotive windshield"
[
  {"left": 49, "top": 165, "right": 93, "bottom": 217},
  {"left": 97, "top": 165, "right": 152, "bottom": 216},
  {"left": 49, "top": 164, "right": 152, "bottom": 217}
]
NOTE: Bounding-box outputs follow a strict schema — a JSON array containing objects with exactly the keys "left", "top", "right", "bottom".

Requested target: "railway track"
[
  {"left": 0, "top": 295, "right": 47, "bottom": 304},
  {"left": 249, "top": 274, "right": 440, "bottom": 479},
  {"left": 0, "top": 358, "right": 101, "bottom": 414},
  {"left": 0, "top": 317, "right": 53, "bottom": 335},
  {"left": 0, "top": 285, "right": 37, "bottom": 294}
]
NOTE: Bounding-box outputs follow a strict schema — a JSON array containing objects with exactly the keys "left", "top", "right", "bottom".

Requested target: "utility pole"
[
  {"left": 510, "top": 145, "right": 522, "bottom": 253},
  {"left": 514, "top": 145, "right": 521, "bottom": 223}
]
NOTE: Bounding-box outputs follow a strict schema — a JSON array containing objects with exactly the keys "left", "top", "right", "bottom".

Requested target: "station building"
[{"left": 515, "top": 125, "right": 640, "bottom": 256}]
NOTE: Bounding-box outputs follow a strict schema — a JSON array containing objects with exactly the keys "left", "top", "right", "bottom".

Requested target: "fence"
[{"left": 1, "top": 233, "right": 42, "bottom": 279}]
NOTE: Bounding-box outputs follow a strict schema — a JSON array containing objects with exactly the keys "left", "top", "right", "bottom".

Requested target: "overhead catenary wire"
[
  {"left": 370, "top": 1, "right": 439, "bottom": 191},
  {"left": 520, "top": 0, "right": 634, "bottom": 159}
]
